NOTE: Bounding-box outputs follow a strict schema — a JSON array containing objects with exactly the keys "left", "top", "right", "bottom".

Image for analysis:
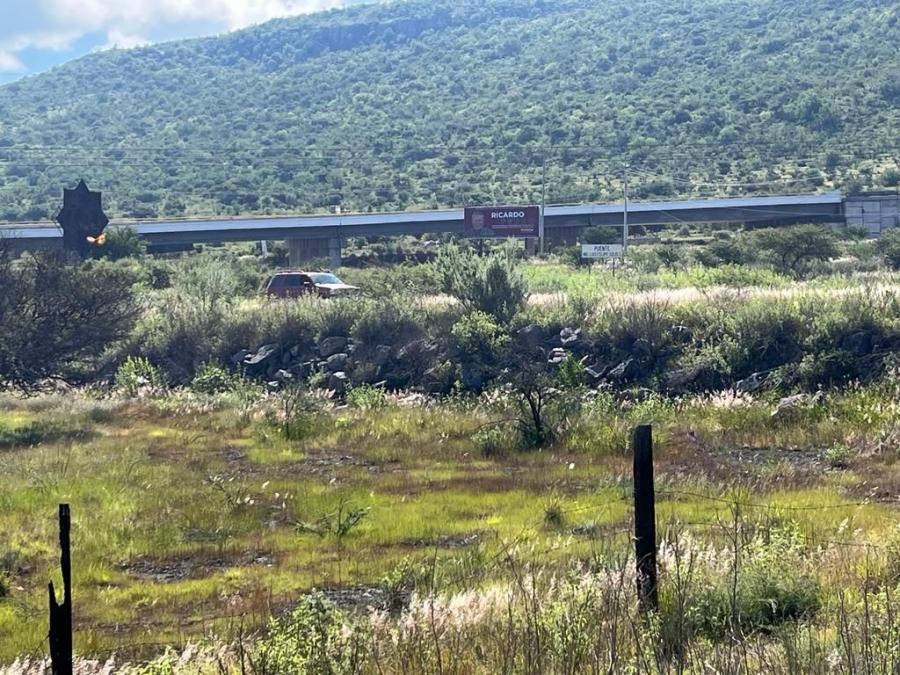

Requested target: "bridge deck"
[{"left": 0, "top": 192, "right": 845, "bottom": 245}]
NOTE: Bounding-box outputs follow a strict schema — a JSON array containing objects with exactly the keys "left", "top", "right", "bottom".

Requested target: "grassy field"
[
  {"left": 6, "top": 235, "right": 900, "bottom": 671},
  {"left": 2, "top": 380, "right": 900, "bottom": 668}
]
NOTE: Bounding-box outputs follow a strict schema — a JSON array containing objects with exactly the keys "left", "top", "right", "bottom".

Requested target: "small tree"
[
  {"left": 750, "top": 224, "right": 838, "bottom": 276},
  {"left": 581, "top": 225, "right": 620, "bottom": 245}
]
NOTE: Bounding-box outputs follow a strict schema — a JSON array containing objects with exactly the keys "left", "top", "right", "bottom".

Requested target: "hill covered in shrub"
[{"left": 0, "top": 0, "right": 898, "bottom": 222}]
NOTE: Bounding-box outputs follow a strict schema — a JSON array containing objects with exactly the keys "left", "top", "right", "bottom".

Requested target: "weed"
[
  {"left": 473, "top": 424, "right": 514, "bottom": 458},
  {"left": 115, "top": 356, "right": 165, "bottom": 397},
  {"left": 543, "top": 500, "right": 566, "bottom": 529},
  {"left": 296, "top": 499, "right": 371, "bottom": 539},
  {"left": 267, "top": 382, "right": 323, "bottom": 441},
  {"left": 346, "top": 384, "right": 387, "bottom": 410}
]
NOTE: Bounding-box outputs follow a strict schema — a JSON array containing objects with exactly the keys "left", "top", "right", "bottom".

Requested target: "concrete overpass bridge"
[{"left": 0, "top": 191, "right": 875, "bottom": 267}]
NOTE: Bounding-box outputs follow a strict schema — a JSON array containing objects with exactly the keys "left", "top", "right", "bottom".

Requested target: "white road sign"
[{"left": 582, "top": 244, "right": 624, "bottom": 259}]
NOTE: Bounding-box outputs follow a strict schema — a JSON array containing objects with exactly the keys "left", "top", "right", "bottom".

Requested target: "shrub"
[
  {"left": 451, "top": 311, "right": 510, "bottom": 362},
  {"left": 656, "top": 244, "right": 686, "bottom": 269},
  {"left": 556, "top": 352, "right": 587, "bottom": 388},
  {"left": 190, "top": 364, "right": 235, "bottom": 395},
  {"left": 115, "top": 356, "right": 165, "bottom": 397},
  {"left": 435, "top": 243, "right": 528, "bottom": 323},
  {"left": 133, "top": 296, "right": 230, "bottom": 382},
  {"left": 92, "top": 226, "right": 146, "bottom": 260},
  {"left": 346, "top": 384, "right": 387, "bottom": 410},
  {"left": 0, "top": 252, "right": 139, "bottom": 388},
  {"left": 694, "top": 238, "right": 753, "bottom": 267},
  {"left": 473, "top": 424, "right": 516, "bottom": 458},
  {"left": 878, "top": 229, "right": 900, "bottom": 269},
  {"left": 882, "top": 167, "right": 900, "bottom": 188},
  {"left": 266, "top": 382, "right": 323, "bottom": 441},
  {"left": 171, "top": 256, "right": 242, "bottom": 312},
  {"left": 253, "top": 592, "right": 367, "bottom": 673},
  {"left": 842, "top": 224, "right": 870, "bottom": 241},
  {"left": 351, "top": 300, "right": 421, "bottom": 346},
  {"left": 660, "top": 526, "right": 820, "bottom": 639},
  {"left": 315, "top": 297, "right": 357, "bottom": 340}
]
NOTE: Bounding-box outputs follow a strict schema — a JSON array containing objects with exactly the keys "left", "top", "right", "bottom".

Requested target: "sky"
[{"left": 0, "top": 0, "right": 354, "bottom": 84}]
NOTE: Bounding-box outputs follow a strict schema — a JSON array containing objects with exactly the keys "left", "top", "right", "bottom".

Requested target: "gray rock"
[
  {"left": 736, "top": 372, "right": 766, "bottom": 394},
  {"left": 230, "top": 349, "right": 250, "bottom": 365},
  {"left": 397, "top": 339, "right": 439, "bottom": 361},
  {"left": 518, "top": 324, "right": 548, "bottom": 348},
  {"left": 585, "top": 365, "right": 606, "bottom": 381},
  {"left": 608, "top": 358, "right": 639, "bottom": 382},
  {"left": 560, "top": 327, "right": 582, "bottom": 346},
  {"left": 245, "top": 344, "right": 278, "bottom": 367},
  {"left": 319, "top": 337, "right": 349, "bottom": 358},
  {"left": 328, "top": 372, "right": 349, "bottom": 395},
  {"left": 772, "top": 394, "right": 808, "bottom": 420},
  {"left": 292, "top": 361, "right": 314, "bottom": 378},
  {"left": 548, "top": 347, "right": 567, "bottom": 365},
  {"left": 664, "top": 366, "right": 703, "bottom": 390},
  {"left": 326, "top": 353, "right": 350, "bottom": 372},
  {"left": 275, "top": 369, "right": 294, "bottom": 382}
]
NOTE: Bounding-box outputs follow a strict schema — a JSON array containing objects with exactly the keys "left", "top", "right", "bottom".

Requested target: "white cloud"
[
  {"left": 0, "top": 29, "right": 81, "bottom": 72},
  {"left": 42, "top": 0, "right": 345, "bottom": 33},
  {"left": 103, "top": 29, "right": 150, "bottom": 50},
  {"left": 0, "top": 51, "right": 25, "bottom": 72},
  {"left": 1, "top": 0, "right": 347, "bottom": 75}
]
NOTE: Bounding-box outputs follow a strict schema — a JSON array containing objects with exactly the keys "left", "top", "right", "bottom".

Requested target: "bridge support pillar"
[
  {"left": 288, "top": 237, "right": 341, "bottom": 268},
  {"left": 328, "top": 237, "right": 342, "bottom": 269}
]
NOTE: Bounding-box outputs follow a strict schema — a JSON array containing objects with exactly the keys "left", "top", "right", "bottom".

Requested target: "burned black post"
[
  {"left": 633, "top": 425, "right": 658, "bottom": 611},
  {"left": 56, "top": 180, "right": 109, "bottom": 259},
  {"left": 48, "top": 504, "right": 73, "bottom": 675}
]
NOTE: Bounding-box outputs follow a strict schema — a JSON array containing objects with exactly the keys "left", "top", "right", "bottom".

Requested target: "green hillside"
[{"left": 0, "top": 0, "right": 897, "bottom": 222}]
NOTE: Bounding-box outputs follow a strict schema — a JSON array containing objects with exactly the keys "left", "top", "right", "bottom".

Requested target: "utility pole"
[
  {"left": 622, "top": 162, "right": 630, "bottom": 254},
  {"left": 539, "top": 159, "right": 547, "bottom": 256}
]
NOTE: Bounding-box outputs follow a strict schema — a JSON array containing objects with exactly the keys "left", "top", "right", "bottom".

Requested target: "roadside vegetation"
[{"left": 3, "top": 223, "right": 900, "bottom": 671}]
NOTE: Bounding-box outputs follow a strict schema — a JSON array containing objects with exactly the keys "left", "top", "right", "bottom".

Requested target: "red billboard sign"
[{"left": 464, "top": 206, "right": 540, "bottom": 238}]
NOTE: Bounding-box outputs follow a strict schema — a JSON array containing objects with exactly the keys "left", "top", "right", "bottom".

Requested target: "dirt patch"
[
  {"left": 661, "top": 429, "right": 831, "bottom": 488},
  {"left": 317, "top": 586, "right": 390, "bottom": 612},
  {"left": 402, "top": 529, "right": 488, "bottom": 549},
  {"left": 121, "top": 550, "right": 275, "bottom": 583}
]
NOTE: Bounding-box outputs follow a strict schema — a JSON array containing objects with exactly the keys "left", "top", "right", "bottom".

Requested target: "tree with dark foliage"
[{"left": 0, "top": 248, "right": 139, "bottom": 389}]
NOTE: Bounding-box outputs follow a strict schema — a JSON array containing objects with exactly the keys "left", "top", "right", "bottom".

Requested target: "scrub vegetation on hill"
[{"left": 0, "top": 0, "right": 898, "bottom": 222}]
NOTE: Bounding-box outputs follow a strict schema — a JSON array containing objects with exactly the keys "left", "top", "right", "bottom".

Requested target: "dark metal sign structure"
[
  {"left": 55, "top": 180, "right": 109, "bottom": 257},
  {"left": 464, "top": 205, "right": 540, "bottom": 238}
]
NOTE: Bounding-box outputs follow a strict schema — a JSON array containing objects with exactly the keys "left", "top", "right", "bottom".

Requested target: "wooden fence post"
[
  {"left": 48, "top": 503, "right": 73, "bottom": 675},
  {"left": 633, "top": 425, "right": 658, "bottom": 611}
]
